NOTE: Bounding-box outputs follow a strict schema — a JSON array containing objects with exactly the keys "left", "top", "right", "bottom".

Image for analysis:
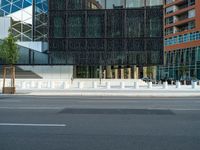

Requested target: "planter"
[{"left": 2, "top": 87, "right": 16, "bottom": 94}]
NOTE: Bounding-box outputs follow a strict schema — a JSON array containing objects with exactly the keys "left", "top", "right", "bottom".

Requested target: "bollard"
[
  {"left": 63, "top": 81, "right": 69, "bottom": 89},
  {"left": 192, "top": 81, "right": 197, "bottom": 89},
  {"left": 106, "top": 82, "right": 111, "bottom": 89},
  {"left": 37, "top": 81, "right": 42, "bottom": 89},
  {"left": 78, "top": 82, "right": 84, "bottom": 89},
  {"left": 176, "top": 81, "right": 181, "bottom": 89},
  {"left": 120, "top": 82, "right": 125, "bottom": 89},
  {"left": 134, "top": 82, "right": 139, "bottom": 89},
  {"left": 22, "top": 81, "right": 26, "bottom": 89},
  {"left": 93, "top": 81, "right": 97, "bottom": 89},
  {"left": 51, "top": 81, "right": 55, "bottom": 89},
  {"left": 163, "top": 82, "right": 168, "bottom": 89},
  {"left": 148, "top": 82, "right": 152, "bottom": 89}
]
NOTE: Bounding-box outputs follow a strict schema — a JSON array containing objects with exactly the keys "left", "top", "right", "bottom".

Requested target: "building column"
[
  {"left": 153, "top": 66, "right": 157, "bottom": 80},
  {"left": 103, "top": 69, "right": 106, "bottom": 79},
  {"left": 106, "top": 65, "right": 112, "bottom": 79},
  {"left": 114, "top": 66, "right": 118, "bottom": 79},
  {"left": 121, "top": 68, "right": 124, "bottom": 79},
  {"left": 99, "top": 65, "right": 102, "bottom": 79},
  {"left": 127, "top": 67, "right": 131, "bottom": 79},
  {"left": 134, "top": 65, "right": 138, "bottom": 79},
  {"left": 143, "top": 67, "right": 147, "bottom": 78}
]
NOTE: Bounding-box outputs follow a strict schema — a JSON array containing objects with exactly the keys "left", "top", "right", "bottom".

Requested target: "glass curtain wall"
[{"left": 49, "top": 0, "right": 163, "bottom": 65}]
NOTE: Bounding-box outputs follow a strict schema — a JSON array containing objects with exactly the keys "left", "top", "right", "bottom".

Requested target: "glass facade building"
[
  {"left": 158, "top": 0, "right": 200, "bottom": 80},
  {"left": 0, "top": 0, "right": 48, "bottom": 41},
  {"left": 49, "top": 0, "right": 163, "bottom": 65},
  {"left": 0, "top": 0, "right": 49, "bottom": 65}
]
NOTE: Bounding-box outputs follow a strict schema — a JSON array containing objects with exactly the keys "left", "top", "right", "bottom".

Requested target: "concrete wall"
[
  {"left": 18, "top": 65, "right": 73, "bottom": 79},
  {"left": 0, "top": 17, "right": 11, "bottom": 39}
]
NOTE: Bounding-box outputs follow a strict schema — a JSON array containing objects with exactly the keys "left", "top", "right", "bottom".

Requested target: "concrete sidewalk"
[{"left": 6, "top": 88, "right": 200, "bottom": 97}]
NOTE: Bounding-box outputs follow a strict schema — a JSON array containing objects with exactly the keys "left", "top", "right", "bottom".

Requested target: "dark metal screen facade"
[{"left": 48, "top": 0, "right": 163, "bottom": 66}]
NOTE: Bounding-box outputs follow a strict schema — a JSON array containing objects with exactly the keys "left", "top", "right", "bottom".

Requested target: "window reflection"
[
  {"left": 126, "top": 0, "right": 144, "bottom": 8},
  {"left": 146, "top": 0, "right": 163, "bottom": 6},
  {"left": 67, "top": 0, "right": 84, "bottom": 9},
  {"left": 67, "top": 14, "right": 84, "bottom": 38},
  {"left": 106, "top": 0, "right": 125, "bottom": 9},
  {"left": 87, "top": 0, "right": 105, "bottom": 9}
]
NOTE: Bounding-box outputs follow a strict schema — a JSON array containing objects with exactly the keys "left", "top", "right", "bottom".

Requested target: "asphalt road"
[{"left": 0, "top": 96, "right": 200, "bottom": 150}]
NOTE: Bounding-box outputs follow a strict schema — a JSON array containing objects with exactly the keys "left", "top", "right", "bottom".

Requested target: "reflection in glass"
[
  {"left": 146, "top": 9, "right": 162, "bottom": 37},
  {"left": 67, "top": 0, "right": 83, "bottom": 9},
  {"left": 146, "top": 0, "right": 163, "bottom": 6},
  {"left": 87, "top": 0, "right": 105, "bottom": 9},
  {"left": 107, "top": 11, "right": 123, "bottom": 37},
  {"left": 127, "top": 10, "right": 144, "bottom": 37},
  {"left": 87, "top": 14, "right": 104, "bottom": 37},
  {"left": 106, "top": 0, "right": 125, "bottom": 9},
  {"left": 126, "top": 0, "right": 144, "bottom": 8},
  {"left": 53, "top": 17, "right": 64, "bottom": 37},
  {"left": 68, "top": 14, "right": 84, "bottom": 37}
]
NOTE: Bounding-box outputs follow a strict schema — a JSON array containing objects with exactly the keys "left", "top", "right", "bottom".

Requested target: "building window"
[
  {"left": 188, "top": 21, "right": 195, "bottom": 29},
  {"left": 67, "top": 0, "right": 84, "bottom": 9},
  {"left": 146, "top": 0, "right": 163, "bottom": 6},
  {"left": 87, "top": 13, "right": 104, "bottom": 37},
  {"left": 67, "top": 13, "right": 85, "bottom": 38},
  {"left": 188, "top": 0, "right": 195, "bottom": 6},
  {"left": 165, "top": 16, "right": 173, "bottom": 25},
  {"left": 107, "top": 10, "right": 123, "bottom": 37},
  {"left": 126, "top": 0, "right": 144, "bottom": 8},
  {"left": 166, "top": 6, "right": 174, "bottom": 14},
  {"left": 165, "top": 30, "right": 200, "bottom": 46},
  {"left": 188, "top": 9, "right": 195, "bottom": 18},
  {"left": 53, "top": 17, "right": 65, "bottom": 37},
  {"left": 106, "top": 0, "right": 125, "bottom": 9},
  {"left": 165, "top": 0, "right": 174, "bottom": 5},
  {"left": 87, "top": 0, "right": 105, "bottom": 9},
  {"left": 126, "top": 10, "right": 144, "bottom": 37},
  {"left": 165, "top": 27, "right": 173, "bottom": 35}
]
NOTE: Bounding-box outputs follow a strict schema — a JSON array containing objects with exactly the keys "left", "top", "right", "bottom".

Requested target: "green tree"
[
  {"left": 179, "top": 64, "right": 188, "bottom": 80},
  {"left": 0, "top": 33, "right": 19, "bottom": 64},
  {"left": 146, "top": 66, "right": 154, "bottom": 79},
  {"left": 0, "top": 33, "right": 19, "bottom": 94}
]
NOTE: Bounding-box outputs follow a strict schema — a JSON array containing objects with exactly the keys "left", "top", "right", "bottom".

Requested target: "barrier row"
[{"left": 0, "top": 80, "right": 199, "bottom": 90}]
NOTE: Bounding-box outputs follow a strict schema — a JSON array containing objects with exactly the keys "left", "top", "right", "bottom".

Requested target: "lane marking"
[
  {"left": 0, "top": 107, "right": 63, "bottom": 110},
  {"left": 0, "top": 123, "right": 66, "bottom": 127}
]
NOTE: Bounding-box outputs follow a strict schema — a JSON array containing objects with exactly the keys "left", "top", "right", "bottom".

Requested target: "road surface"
[{"left": 0, "top": 96, "right": 200, "bottom": 150}]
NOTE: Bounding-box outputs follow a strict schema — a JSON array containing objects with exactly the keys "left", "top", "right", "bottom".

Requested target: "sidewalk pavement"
[{"left": 5, "top": 87, "right": 200, "bottom": 97}]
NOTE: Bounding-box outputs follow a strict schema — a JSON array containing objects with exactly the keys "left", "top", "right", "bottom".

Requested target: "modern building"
[
  {"left": 0, "top": 0, "right": 163, "bottom": 79},
  {"left": 158, "top": 0, "right": 200, "bottom": 80},
  {"left": 49, "top": 0, "right": 163, "bottom": 78}
]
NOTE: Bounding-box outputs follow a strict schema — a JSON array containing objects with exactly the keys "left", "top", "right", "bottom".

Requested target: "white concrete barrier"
[
  {"left": 50, "top": 81, "right": 55, "bottom": 89},
  {"left": 92, "top": 81, "right": 97, "bottom": 89},
  {"left": 120, "top": 82, "right": 125, "bottom": 89},
  {"left": 134, "top": 82, "right": 139, "bottom": 89},
  {"left": 63, "top": 81, "right": 69, "bottom": 89},
  {"left": 78, "top": 82, "right": 84, "bottom": 89},
  {"left": 192, "top": 81, "right": 197, "bottom": 89},
  {"left": 176, "top": 81, "right": 181, "bottom": 88},
  {"left": 37, "top": 81, "right": 42, "bottom": 89},
  {"left": 148, "top": 82, "right": 152, "bottom": 89},
  {"left": 106, "top": 82, "right": 111, "bottom": 89},
  {"left": 163, "top": 82, "right": 168, "bottom": 89}
]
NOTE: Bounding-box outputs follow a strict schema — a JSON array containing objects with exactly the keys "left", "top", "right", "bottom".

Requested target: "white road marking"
[
  {"left": 0, "top": 107, "right": 63, "bottom": 110},
  {"left": 0, "top": 123, "right": 66, "bottom": 127}
]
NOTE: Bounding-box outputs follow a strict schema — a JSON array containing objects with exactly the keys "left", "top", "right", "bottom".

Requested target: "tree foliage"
[
  {"left": 0, "top": 33, "right": 19, "bottom": 65},
  {"left": 146, "top": 66, "right": 154, "bottom": 79}
]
